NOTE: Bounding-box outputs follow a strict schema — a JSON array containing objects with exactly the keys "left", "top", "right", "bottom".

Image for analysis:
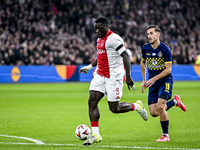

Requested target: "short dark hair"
[
  {"left": 146, "top": 25, "right": 161, "bottom": 32},
  {"left": 95, "top": 17, "right": 108, "bottom": 25}
]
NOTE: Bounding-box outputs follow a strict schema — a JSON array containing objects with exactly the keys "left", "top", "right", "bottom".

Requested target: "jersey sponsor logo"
[
  {"left": 97, "top": 49, "right": 106, "bottom": 54},
  {"left": 147, "top": 53, "right": 150, "bottom": 55},
  {"left": 152, "top": 53, "right": 156, "bottom": 56},
  {"left": 152, "top": 60, "right": 157, "bottom": 65}
]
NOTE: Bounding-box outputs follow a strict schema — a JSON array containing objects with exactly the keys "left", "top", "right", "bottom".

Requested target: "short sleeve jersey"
[
  {"left": 96, "top": 29, "right": 126, "bottom": 78},
  {"left": 141, "top": 42, "right": 172, "bottom": 80}
]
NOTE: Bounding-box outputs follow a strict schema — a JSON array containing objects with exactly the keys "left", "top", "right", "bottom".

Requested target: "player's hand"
[
  {"left": 141, "top": 81, "right": 147, "bottom": 93},
  {"left": 126, "top": 76, "right": 134, "bottom": 91},
  {"left": 79, "top": 64, "right": 93, "bottom": 74},
  {"left": 145, "top": 78, "right": 156, "bottom": 88}
]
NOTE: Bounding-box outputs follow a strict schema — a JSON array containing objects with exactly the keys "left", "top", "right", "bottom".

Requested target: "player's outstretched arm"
[{"left": 79, "top": 59, "right": 97, "bottom": 74}]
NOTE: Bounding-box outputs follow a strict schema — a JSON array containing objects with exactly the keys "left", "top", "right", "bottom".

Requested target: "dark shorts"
[{"left": 148, "top": 79, "right": 173, "bottom": 105}]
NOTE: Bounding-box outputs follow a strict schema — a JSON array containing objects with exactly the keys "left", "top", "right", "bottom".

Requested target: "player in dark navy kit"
[{"left": 140, "top": 25, "right": 186, "bottom": 142}]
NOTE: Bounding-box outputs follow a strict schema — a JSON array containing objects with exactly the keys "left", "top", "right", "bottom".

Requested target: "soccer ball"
[{"left": 75, "top": 124, "right": 91, "bottom": 140}]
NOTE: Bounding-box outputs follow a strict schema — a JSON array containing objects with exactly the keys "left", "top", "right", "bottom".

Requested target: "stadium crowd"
[{"left": 0, "top": 0, "right": 200, "bottom": 65}]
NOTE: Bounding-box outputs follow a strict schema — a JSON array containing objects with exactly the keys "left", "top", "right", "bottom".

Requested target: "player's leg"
[
  {"left": 157, "top": 98, "right": 169, "bottom": 121},
  {"left": 162, "top": 79, "right": 186, "bottom": 111},
  {"left": 148, "top": 103, "right": 159, "bottom": 117},
  {"left": 83, "top": 90, "right": 103, "bottom": 145},
  {"left": 148, "top": 101, "right": 168, "bottom": 118},
  {"left": 148, "top": 81, "right": 170, "bottom": 141},
  {"left": 156, "top": 81, "right": 172, "bottom": 142},
  {"left": 148, "top": 98, "right": 170, "bottom": 141},
  {"left": 88, "top": 90, "right": 103, "bottom": 137},
  {"left": 83, "top": 74, "right": 105, "bottom": 145},
  {"left": 156, "top": 97, "right": 170, "bottom": 142},
  {"left": 108, "top": 100, "right": 148, "bottom": 121},
  {"left": 106, "top": 77, "right": 148, "bottom": 120},
  {"left": 88, "top": 90, "right": 104, "bottom": 122},
  {"left": 148, "top": 86, "right": 160, "bottom": 117},
  {"left": 166, "top": 95, "right": 186, "bottom": 111},
  {"left": 108, "top": 101, "right": 134, "bottom": 113}
]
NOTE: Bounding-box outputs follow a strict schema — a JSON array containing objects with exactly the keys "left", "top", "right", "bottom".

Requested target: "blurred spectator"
[{"left": 0, "top": 0, "right": 200, "bottom": 65}]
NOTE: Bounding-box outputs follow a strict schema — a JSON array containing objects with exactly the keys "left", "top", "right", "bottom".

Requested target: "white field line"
[
  {"left": 0, "top": 134, "right": 44, "bottom": 144},
  {"left": 0, "top": 135, "right": 199, "bottom": 150},
  {"left": 0, "top": 142, "right": 200, "bottom": 150}
]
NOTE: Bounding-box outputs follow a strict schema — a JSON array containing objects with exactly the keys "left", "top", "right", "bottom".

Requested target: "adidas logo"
[{"left": 116, "top": 96, "right": 121, "bottom": 100}]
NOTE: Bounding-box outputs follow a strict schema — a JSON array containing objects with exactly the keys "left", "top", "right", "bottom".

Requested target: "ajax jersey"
[{"left": 96, "top": 29, "right": 126, "bottom": 78}]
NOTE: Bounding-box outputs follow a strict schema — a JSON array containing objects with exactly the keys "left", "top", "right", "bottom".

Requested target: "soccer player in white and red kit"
[{"left": 80, "top": 17, "right": 148, "bottom": 145}]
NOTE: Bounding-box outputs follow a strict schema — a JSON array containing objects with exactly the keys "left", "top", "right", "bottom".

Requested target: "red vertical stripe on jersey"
[{"left": 96, "top": 29, "right": 113, "bottom": 78}]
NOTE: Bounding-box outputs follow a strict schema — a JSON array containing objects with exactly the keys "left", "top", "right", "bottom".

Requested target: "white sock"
[
  {"left": 163, "top": 133, "right": 169, "bottom": 137},
  {"left": 92, "top": 127, "right": 99, "bottom": 136},
  {"left": 133, "top": 103, "right": 140, "bottom": 111},
  {"left": 173, "top": 99, "right": 178, "bottom": 106}
]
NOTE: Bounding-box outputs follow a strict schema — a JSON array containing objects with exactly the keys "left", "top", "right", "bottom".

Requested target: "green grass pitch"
[{"left": 0, "top": 81, "right": 200, "bottom": 150}]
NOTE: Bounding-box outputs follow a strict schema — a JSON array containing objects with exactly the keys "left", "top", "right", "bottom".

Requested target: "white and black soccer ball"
[{"left": 75, "top": 124, "right": 91, "bottom": 140}]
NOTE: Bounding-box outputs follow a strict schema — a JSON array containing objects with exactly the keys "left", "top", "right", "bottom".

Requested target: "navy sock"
[
  {"left": 166, "top": 100, "right": 175, "bottom": 111},
  {"left": 160, "top": 120, "right": 169, "bottom": 135}
]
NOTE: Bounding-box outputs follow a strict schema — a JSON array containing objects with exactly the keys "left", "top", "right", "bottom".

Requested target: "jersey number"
[
  {"left": 116, "top": 87, "right": 119, "bottom": 95},
  {"left": 165, "top": 83, "right": 170, "bottom": 92}
]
